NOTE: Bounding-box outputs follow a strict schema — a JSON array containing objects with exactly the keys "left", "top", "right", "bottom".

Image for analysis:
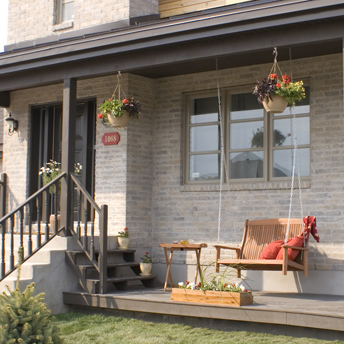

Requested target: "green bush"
[{"left": 0, "top": 248, "right": 62, "bottom": 343}]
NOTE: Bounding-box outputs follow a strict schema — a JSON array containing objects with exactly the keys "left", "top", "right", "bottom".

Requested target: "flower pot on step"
[
  {"left": 118, "top": 237, "right": 129, "bottom": 249},
  {"left": 140, "top": 263, "right": 152, "bottom": 276}
]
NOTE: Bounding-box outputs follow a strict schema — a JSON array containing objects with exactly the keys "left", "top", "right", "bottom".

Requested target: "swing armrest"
[
  {"left": 214, "top": 244, "right": 242, "bottom": 272},
  {"left": 281, "top": 245, "right": 308, "bottom": 251}
]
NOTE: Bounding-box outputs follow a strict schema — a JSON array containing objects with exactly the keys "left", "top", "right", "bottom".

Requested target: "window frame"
[{"left": 184, "top": 86, "right": 310, "bottom": 185}]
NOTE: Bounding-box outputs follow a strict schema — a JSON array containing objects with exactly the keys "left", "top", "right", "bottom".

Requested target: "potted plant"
[
  {"left": 117, "top": 227, "right": 129, "bottom": 249},
  {"left": 253, "top": 73, "right": 305, "bottom": 113},
  {"left": 140, "top": 252, "right": 152, "bottom": 276},
  {"left": 39, "top": 160, "right": 62, "bottom": 194},
  {"left": 97, "top": 97, "right": 141, "bottom": 128}
]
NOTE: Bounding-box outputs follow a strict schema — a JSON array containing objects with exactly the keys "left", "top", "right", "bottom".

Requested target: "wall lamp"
[{"left": 5, "top": 113, "right": 18, "bottom": 135}]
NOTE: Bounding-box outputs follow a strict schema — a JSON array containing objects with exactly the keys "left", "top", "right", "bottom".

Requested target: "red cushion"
[
  {"left": 276, "top": 236, "right": 304, "bottom": 261},
  {"left": 259, "top": 240, "right": 283, "bottom": 259}
]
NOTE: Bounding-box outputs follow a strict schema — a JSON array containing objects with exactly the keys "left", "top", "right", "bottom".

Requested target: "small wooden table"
[{"left": 159, "top": 243, "right": 208, "bottom": 291}]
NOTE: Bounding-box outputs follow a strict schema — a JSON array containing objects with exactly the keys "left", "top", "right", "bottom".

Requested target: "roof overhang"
[{"left": 0, "top": 0, "right": 343, "bottom": 92}]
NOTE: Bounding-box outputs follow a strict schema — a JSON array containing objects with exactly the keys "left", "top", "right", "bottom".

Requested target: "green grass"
[{"left": 56, "top": 312, "right": 344, "bottom": 344}]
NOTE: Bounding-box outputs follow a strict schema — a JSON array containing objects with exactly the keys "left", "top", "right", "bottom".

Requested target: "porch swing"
[{"left": 213, "top": 48, "right": 320, "bottom": 277}]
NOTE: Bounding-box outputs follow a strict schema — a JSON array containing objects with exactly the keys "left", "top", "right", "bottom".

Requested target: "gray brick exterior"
[
  {"left": 7, "top": 0, "right": 159, "bottom": 45},
  {"left": 2, "top": 52, "right": 344, "bottom": 293}
]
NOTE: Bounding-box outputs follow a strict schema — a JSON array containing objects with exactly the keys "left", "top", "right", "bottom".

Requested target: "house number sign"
[{"left": 102, "top": 132, "right": 120, "bottom": 145}]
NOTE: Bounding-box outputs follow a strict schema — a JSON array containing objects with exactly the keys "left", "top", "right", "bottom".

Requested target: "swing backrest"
[{"left": 240, "top": 218, "right": 304, "bottom": 259}]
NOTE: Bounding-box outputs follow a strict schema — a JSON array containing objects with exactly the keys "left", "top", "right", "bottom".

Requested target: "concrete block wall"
[{"left": 7, "top": 0, "right": 159, "bottom": 45}]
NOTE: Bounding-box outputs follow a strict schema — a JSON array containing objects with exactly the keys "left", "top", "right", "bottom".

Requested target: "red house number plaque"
[{"left": 102, "top": 132, "right": 120, "bottom": 145}]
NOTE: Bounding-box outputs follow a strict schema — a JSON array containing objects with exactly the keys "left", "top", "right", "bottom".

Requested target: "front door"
[{"left": 29, "top": 100, "right": 95, "bottom": 218}]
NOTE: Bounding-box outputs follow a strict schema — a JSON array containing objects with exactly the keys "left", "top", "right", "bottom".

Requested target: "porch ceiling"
[{"left": 0, "top": 0, "right": 343, "bottom": 92}]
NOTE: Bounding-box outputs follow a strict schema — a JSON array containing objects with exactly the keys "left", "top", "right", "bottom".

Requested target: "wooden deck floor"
[{"left": 63, "top": 288, "right": 344, "bottom": 341}]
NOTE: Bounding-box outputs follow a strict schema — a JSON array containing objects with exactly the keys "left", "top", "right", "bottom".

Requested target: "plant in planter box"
[
  {"left": 140, "top": 251, "right": 152, "bottom": 275},
  {"left": 117, "top": 227, "right": 129, "bottom": 249},
  {"left": 171, "top": 265, "right": 253, "bottom": 306}
]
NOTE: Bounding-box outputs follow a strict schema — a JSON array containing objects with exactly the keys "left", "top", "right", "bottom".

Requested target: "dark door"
[{"left": 29, "top": 100, "right": 95, "bottom": 217}]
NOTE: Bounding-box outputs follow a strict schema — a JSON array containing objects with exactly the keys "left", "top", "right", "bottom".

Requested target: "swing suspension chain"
[
  {"left": 284, "top": 47, "right": 304, "bottom": 244},
  {"left": 216, "top": 57, "right": 229, "bottom": 244}
]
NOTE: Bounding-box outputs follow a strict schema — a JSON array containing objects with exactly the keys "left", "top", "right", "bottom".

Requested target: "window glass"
[
  {"left": 230, "top": 121, "right": 264, "bottom": 149},
  {"left": 191, "top": 97, "right": 218, "bottom": 124},
  {"left": 62, "top": 1, "right": 74, "bottom": 21},
  {"left": 273, "top": 117, "right": 310, "bottom": 146},
  {"left": 189, "top": 154, "right": 220, "bottom": 181},
  {"left": 230, "top": 151, "right": 264, "bottom": 179},
  {"left": 273, "top": 148, "right": 310, "bottom": 177},
  {"left": 190, "top": 125, "right": 219, "bottom": 152},
  {"left": 231, "top": 93, "right": 263, "bottom": 120}
]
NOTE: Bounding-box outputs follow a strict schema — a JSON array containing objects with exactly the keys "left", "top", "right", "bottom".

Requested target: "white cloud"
[{"left": 0, "top": 0, "right": 9, "bottom": 52}]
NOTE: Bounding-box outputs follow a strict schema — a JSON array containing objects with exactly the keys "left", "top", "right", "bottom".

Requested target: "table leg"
[
  {"left": 194, "top": 248, "right": 202, "bottom": 285},
  {"left": 163, "top": 248, "right": 174, "bottom": 291}
]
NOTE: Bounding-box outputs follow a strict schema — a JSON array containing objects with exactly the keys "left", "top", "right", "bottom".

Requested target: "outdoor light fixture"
[{"left": 5, "top": 113, "right": 18, "bottom": 135}]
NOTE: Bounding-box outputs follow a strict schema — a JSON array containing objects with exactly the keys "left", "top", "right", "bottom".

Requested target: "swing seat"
[{"left": 215, "top": 218, "right": 309, "bottom": 277}]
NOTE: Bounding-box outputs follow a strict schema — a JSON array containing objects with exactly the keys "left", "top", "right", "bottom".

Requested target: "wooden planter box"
[{"left": 171, "top": 288, "right": 253, "bottom": 307}]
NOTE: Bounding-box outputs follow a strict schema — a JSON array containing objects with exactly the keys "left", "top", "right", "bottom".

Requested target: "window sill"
[
  {"left": 53, "top": 20, "right": 74, "bottom": 32},
  {"left": 180, "top": 180, "right": 310, "bottom": 192}
]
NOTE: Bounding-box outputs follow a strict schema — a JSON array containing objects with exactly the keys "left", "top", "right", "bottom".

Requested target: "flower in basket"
[
  {"left": 253, "top": 73, "right": 305, "bottom": 106},
  {"left": 118, "top": 227, "right": 129, "bottom": 238},
  {"left": 141, "top": 252, "right": 152, "bottom": 264},
  {"left": 98, "top": 97, "right": 141, "bottom": 125}
]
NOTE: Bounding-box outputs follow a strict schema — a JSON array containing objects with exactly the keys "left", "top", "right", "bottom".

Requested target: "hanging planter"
[
  {"left": 253, "top": 48, "right": 306, "bottom": 113},
  {"left": 262, "top": 94, "right": 288, "bottom": 114},
  {"left": 97, "top": 72, "right": 141, "bottom": 129}
]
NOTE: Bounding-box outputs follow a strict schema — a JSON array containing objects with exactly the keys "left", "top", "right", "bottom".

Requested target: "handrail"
[
  {"left": 70, "top": 172, "right": 108, "bottom": 293},
  {"left": 0, "top": 172, "right": 66, "bottom": 281},
  {"left": 0, "top": 172, "right": 66, "bottom": 224}
]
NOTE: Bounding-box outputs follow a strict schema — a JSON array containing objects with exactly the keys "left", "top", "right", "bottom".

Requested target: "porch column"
[{"left": 61, "top": 78, "right": 77, "bottom": 235}]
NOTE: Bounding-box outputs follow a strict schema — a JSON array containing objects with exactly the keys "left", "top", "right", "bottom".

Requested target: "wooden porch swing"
[{"left": 213, "top": 49, "right": 319, "bottom": 277}]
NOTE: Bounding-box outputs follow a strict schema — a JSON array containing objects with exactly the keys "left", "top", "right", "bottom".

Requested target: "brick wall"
[
  {"left": 7, "top": 0, "right": 159, "bottom": 45},
  {"left": 2, "top": 54, "right": 344, "bottom": 278}
]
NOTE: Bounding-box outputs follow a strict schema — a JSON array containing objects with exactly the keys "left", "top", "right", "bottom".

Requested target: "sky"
[{"left": 0, "top": 0, "right": 9, "bottom": 52}]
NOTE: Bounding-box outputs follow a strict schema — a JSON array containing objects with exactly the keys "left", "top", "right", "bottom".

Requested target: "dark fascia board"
[{"left": 0, "top": 0, "right": 344, "bottom": 90}]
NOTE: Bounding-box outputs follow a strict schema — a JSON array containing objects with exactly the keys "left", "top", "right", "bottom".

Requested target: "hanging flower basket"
[
  {"left": 262, "top": 94, "right": 288, "bottom": 114},
  {"left": 253, "top": 48, "right": 305, "bottom": 113},
  {"left": 97, "top": 72, "right": 141, "bottom": 128}
]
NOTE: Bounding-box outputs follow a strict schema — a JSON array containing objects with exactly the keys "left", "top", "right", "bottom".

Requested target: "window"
[
  {"left": 56, "top": 0, "right": 74, "bottom": 24},
  {"left": 185, "top": 88, "right": 310, "bottom": 183}
]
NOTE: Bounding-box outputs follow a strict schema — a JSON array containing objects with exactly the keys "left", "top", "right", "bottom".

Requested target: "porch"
[{"left": 63, "top": 288, "right": 344, "bottom": 341}]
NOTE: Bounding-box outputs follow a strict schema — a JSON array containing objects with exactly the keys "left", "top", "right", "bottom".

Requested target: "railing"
[
  {"left": 0, "top": 173, "right": 7, "bottom": 221},
  {"left": 70, "top": 173, "right": 108, "bottom": 294},
  {"left": 0, "top": 172, "right": 66, "bottom": 281}
]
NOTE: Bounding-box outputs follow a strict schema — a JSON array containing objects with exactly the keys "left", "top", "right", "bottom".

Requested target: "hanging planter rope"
[
  {"left": 97, "top": 71, "right": 141, "bottom": 129},
  {"left": 253, "top": 47, "right": 306, "bottom": 113}
]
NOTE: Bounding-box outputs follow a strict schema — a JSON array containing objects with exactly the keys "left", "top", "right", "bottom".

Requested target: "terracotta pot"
[
  {"left": 118, "top": 237, "right": 129, "bottom": 249},
  {"left": 140, "top": 263, "right": 152, "bottom": 276},
  {"left": 107, "top": 110, "right": 130, "bottom": 128},
  {"left": 263, "top": 95, "right": 288, "bottom": 113}
]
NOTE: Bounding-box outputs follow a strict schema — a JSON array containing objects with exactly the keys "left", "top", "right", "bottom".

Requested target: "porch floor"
[{"left": 63, "top": 288, "right": 344, "bottom": 341}]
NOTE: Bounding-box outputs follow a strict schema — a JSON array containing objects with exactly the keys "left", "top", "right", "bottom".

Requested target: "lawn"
[{"left": 56, "top": 312, "right": 344, "bottom": 344}]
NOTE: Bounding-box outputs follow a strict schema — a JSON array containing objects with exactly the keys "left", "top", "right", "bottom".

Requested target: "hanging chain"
[
  {"left": 216, "top": 57, "right": 229, "bottom": 244},
  {"left": 112, "top": 71, "right": 127, "bottom": 100},
  {"left": 285, "top": 47, "right": 303, "bottom": 244}
]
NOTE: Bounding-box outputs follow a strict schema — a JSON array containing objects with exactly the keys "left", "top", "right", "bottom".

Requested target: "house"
[{"left": 0, "top": 0, "right": 344, "bottom": 312}]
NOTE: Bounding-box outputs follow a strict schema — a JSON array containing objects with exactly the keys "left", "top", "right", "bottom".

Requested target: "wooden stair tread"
[
  {"left": 88, "top": 275, "right": 155, "bottom": 283},
  {"left": 79, "top": 262, "right": 140, "bottom": 269}
]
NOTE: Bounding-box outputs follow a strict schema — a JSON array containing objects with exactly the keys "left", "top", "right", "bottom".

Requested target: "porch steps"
[{"left": 65, "top": 248, "right": 156, "bottom": 294}]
